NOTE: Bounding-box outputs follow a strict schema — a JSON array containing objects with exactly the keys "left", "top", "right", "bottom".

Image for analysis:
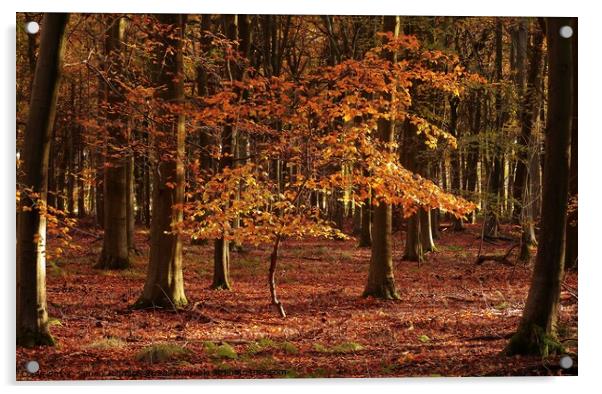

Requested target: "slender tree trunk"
[
  {"left": 513, "top": 20, "right": 542, "bottom": 225},
  {"left": 449, "top": 96, "right": 464, "bottom": 231},
  {"left": 506, "top": 17, "right": 574, "bottom": 356},
  {"left": 211, "top": 14, "right": 240, "bottom": 290},
  {"left": 96, "top": 16, "right": 130, "bottom": 269},
  {"left": 466, "top": 91, "right": 481, "bottom": 224},
  {"left": 363, "top": 15, "right": 400, "bottom": 299},
  {"left": 17, "top": 13, "right": 69, "bottom": 347},
  {"left": 517, "top": 23, "right": 545, "bottom": 260},
  {"left": 135, "top": 14, "right": 188, "bottom": 309},
  {"left": 419, "top": 208, "right": 436, "bottom": 252},
  {"left": 358, "top": 193, "right": 372, "bottom": 247},
  {"left": 431, "top": 208, "right": 440, "bottom": 239},
  {"left": 565, "top": 19, "right": 578, "bottom": 270},
  {"left": 485, "top": 20, "right": 504, "bottom": 238},
  {"left": 127, "top": 154, "right": 136, "bottom": 253}
]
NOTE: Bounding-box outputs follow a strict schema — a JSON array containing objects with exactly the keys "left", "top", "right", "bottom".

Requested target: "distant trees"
[
  {"left": 17, "top": 13, "right": 69, "bottom": 347},
  {"left": 506, "top": 17, "right": 575, "bottom": 356}
]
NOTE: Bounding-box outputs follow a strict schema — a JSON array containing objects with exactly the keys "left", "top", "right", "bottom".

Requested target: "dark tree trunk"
[
  {"left": 96, "top": 16, "right": 130, "bottom": 269},
  {"left": 17, "top": 13, "right": 69, "bottom": 347},
  {"left": 135, "top": 14, "right": 188, "bottom": 309},
  {"left": 506, "top": 17, "right": 574, "bottom": 356},
  {"left": 211, "top": 14, "right": 244, "bottom": 290},
  {"left": 466, "top": 91, "right": 481, "bottom": 224},
  {"left": 449, "top": 96, "right": 464, "bottom": 231},
  {"left": 403, "top": 212, "right": 423, "bottom": 263},
  {"left": 358, "top": 194, "right": 372, "bottom": 247},
  {"left": 565, "top": 19, "right": 578, "bottom": 271},
  {"left": 431, "top": 208, "right": 441, "bottom": 240},
  {"left": 363, "top": 15, "right": 400, "bottom": 299},
  {"left": 485, "top": 20, "right": 504, "bottom": 238},
  {"left": 513, "top": 21, "right": 543, "bottom": 228}
]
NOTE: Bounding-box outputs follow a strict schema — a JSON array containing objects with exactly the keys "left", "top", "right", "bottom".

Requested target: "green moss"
[
  {"left": 418, "top": 334, "right": 431, "bottom": 343},
  {"left": 204, "top": 341, "right": 237, "bottom": 359},
  {"left": 135, "top": 343, "right": 191, "bottom": 363},
  {"left": 87, "top": 336, "right": 126, "bottom": 350},
  {"left": 313, "top": 342, "right": 363, "bottom": 354},
  {"left": 280, "top": 341, "right": 299, "bottom": 355},
  {"left": 246, "top": 338, "right": 298, "bottom": 355},
  {"left": 331, "top": 342, "right": 363, "bottom": 353},
  {"left": 505, "top": 324, "right": 565, "bottom": 357}
]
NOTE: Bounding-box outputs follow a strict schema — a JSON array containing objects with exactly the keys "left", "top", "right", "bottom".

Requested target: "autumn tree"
[
  {"left": 135, "top": 14, "right": 188, "bottom": 309},
  {"left": 363, "top": 15, "right": 401, "bottom": 299},
  {"left": 506, "top": 17, "right": 574, "bottom": 356},
  {"left": 17, "top": 13, "right": 69, "bottom": 347}
]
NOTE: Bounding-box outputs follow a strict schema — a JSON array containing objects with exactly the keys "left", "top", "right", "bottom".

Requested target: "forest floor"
[{"left": 16, "top": 222, "right": 578, "bottom": 380}]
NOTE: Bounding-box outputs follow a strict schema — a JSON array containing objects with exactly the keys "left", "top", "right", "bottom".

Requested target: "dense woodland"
[{"left": 16, "top": 13, "right": 577, "bottom": 379}]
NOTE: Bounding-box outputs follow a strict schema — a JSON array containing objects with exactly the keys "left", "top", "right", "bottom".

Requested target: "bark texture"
[{"left": 17, "top": 13, "right": 69, "bottom": 347}]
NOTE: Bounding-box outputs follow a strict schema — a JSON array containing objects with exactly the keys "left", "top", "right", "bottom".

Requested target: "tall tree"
[
  {"left": 506, "top": 17, "right": 574, "bottom": 355},
  {"left": 485, "top": 19, "right": 504, "bottom": 238},
  {"left": 516, "top": 22, "right": 545, "bottom": 260},
  {"left": 363, "top": 15, "right": 401, "bottom": 299},
  {"left": 135, "top": 14, "right": 188, "bottom": 309},
  {"left": 565, "top": 18, "right": 578, "bottom": 270},
  {"left": 17, "top": 13, "right": 69, "bottom": 347},
  {"left": 96, "top": 16, "right": 131, "bottom": 269}
]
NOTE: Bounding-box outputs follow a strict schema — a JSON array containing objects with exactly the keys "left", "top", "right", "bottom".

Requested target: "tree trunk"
[
  {"left": 96, "top": 16, "right": 130, "bottom": 269},
  {"left": 358, "top": 194, "right": 372, "bottom": 247},
  {"left": 513, "top": 20, "right": 543, "bottom": 229},
  {"left": 17, "top": 13, "right": 69, "bottom": 347},
  {"left": 419, "top": 208, "right": 436, "bottom": 252},
  {"left": 485, "top": 20, "right": 504, "bottom": 238},
  {"left": 135, "top": 14, "right": 188, "bottom": 309},
  {"left": 363, "top": 15, "right": 400, "bottom": 300},
  {"left": 403, "top": 212, "right": 423, "bottom": 263},
  {"left": 506, "top": 17, "right": 574, "bottom": 356},
  {"left": 211, "top": 14, "right": 240, "bottom": 290},
  {"left": 127, "top": 154, "right": 136, "bottom": 253},
  {"left": 449, "top": 96, "right": 464, "bottom": 231},
  {"left": 565, "top": 19, "right": 578, "bottom": 270}
]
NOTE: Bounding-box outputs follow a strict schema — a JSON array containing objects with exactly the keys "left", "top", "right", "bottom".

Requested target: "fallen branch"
[
  {"left": 475, "top": 244, "right": 518, "bottom": 266},
  {"left": 561, "top": 282, "right": 578, "bottom": 300}
]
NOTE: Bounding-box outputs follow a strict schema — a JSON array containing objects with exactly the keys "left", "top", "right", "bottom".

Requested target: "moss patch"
[
  {"left": 505, "top": 324, "right": 565, "bottom": 357},
  {"left": 135, "top": 343, "right": 191, "bottom": 363},
  {"left": 313, "top": 341, "right": 363, "bottom": 354},
  {"left": 87, "top": 336, "right": 126, "bottom": 350},
  {"left": 204, "top": 341, "right": 237, "bottom": 359}
]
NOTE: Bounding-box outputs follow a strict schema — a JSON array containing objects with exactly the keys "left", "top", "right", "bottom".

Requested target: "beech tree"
[
  {"left": 96, "top": 16, "right": 131, "bottom": 269},
  {"left": 506, "top": 17, "right": 574, "bottom": 356},
  {"left": 135, "top": 14, "right": 188, "bottom": 309},
  {"left": 363, "top": 15, "right": 401, "bottom": 299},
  {"left": 17, "top": 13, "right": 69, "bottom": 347}
]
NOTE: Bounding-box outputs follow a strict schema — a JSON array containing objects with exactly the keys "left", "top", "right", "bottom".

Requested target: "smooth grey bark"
[{"left": 17, "top": 13, "right": 69, "bottom": 347}]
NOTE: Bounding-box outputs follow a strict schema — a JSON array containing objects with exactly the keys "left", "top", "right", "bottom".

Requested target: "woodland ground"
[{"left": 16, "top": 222, "right": 578, "bottom": 380}]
